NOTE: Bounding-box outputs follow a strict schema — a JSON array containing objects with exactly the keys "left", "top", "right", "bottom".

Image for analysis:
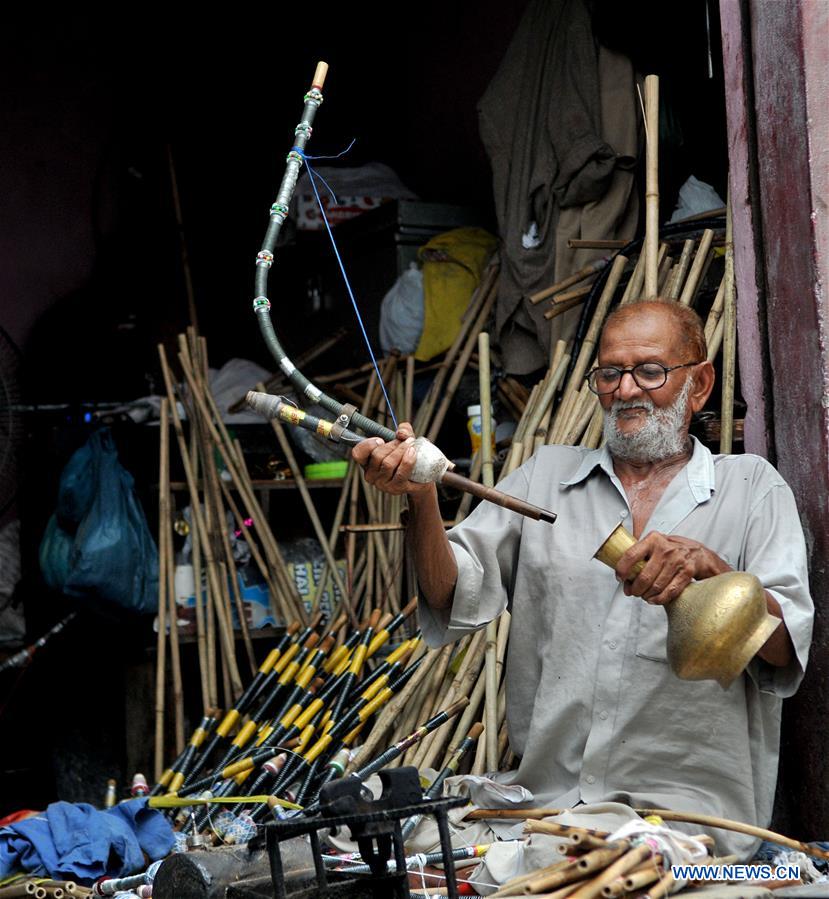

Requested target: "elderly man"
[{"left": 352, "top": 300, "right": 813, "bottom": 859}]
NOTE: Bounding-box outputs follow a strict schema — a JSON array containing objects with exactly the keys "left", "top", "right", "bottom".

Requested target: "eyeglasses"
[{"left": 585, "top": 361, "right": 701, "bottom": 395}]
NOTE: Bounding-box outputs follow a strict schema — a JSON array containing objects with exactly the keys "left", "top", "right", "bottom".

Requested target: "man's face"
[{"left": 597, "top": 307, "right": 710, "bottom": 462}]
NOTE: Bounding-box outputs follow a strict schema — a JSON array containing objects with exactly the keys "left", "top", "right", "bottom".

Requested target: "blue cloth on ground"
[{"left": 0, "top": 798, "right": 174, "bottom": 882}]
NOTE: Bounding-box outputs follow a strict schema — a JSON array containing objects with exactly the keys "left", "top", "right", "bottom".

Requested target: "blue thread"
[{"left": 296, "top": 144, "right": 398, "bottom": 428}]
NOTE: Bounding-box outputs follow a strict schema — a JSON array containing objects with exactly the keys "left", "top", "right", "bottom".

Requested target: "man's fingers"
[
  {"left": 395, "top": 422, "right": 416, "bottom": 440},
  {"left": 352, "top": 437, "right": 385, "bottom": 466},
  {"left": 615, "top": 536, "right": 656, "bottom": 583}
]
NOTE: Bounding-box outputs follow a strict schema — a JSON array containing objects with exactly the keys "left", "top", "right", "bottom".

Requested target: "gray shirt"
[{"left": 420, "top": 438, "right": 814, "bottom": 857}]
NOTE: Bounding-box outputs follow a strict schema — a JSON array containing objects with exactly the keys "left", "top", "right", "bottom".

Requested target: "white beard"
[{"left": 603, "top": 378, "right": 693, "bottom": 463}]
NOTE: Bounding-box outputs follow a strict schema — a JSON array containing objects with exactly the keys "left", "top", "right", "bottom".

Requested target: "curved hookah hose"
[{"left": 249, "top": 63, "right": 555, "bottom": 526}]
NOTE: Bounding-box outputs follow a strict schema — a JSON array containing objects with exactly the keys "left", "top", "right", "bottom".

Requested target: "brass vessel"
[{"left": 594, "top": 524, "right": 781, "bottom": 688}]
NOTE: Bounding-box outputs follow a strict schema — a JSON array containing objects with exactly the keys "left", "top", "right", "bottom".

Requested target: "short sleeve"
[{"left": 419, "top": 460, "right": 534, "bottom": 648}]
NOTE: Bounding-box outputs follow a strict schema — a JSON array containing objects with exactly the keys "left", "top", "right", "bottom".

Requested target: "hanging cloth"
[{"left": 478, "top": 0, "right": 639, "bottom": 373}]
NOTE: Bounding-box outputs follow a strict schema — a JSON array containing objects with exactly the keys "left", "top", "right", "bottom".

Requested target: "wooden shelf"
[{"left": 168, "top": 478, "right": 345, "bottom": 491}]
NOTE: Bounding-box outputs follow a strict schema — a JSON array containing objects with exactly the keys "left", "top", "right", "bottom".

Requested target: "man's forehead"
[{"left": 599, "top": 307, "right": 684, "bottom": 358}]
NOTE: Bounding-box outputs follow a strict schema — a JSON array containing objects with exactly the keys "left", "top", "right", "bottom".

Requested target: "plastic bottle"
[{"left": 467, "top": 405, "right": 496, "bottom": 455}]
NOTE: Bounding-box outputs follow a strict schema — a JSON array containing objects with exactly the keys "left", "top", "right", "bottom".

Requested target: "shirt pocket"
[{"left": 634, "top": 598, "right": 670, "bottom": 663}]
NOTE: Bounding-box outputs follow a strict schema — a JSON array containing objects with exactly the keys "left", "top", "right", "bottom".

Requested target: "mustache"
[{"left": 609, "top": 398, "right": 655, "bottom": 414}]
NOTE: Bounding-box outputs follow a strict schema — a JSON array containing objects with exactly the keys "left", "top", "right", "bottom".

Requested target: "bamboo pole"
[
  {"left": 720, "top": 197, "right": 736, "bottom": 453},
  {"left": 704, "top": 276, "right": 726, "bottom": 345},
  {"left": 413, "top": 630, "right": 486, "bottom": 769},
  {"left": 547, "top": 256, "right": 627, "bottom": 445},
  {"left": 187, "top": 421, "right": 210, "bottom": 711},
  {"left": 167, "top": 145, "right": 199, "bottom": 332},
  {"left": 426, "top": 282, "right": 499, "bottom": 441},
  {"left": 154, "top": 398, "right": 170, "bottom": 781},
  {"left": 157, "top": 345, "right": 244, "bottom": 698},
  {"left": 183, "top": 352, "right": 257, "bottom": 677},
  {"left": 632, "top": 808, "right": 829, "bottom": 861},
  {"left": 187, "top": 336, "right": 217, "bottom": 708},
  {"left": 176, "top": 349, "right": 308, "bottom": 625},
  {"left": 414, "top": 260, "right": 499, "bottom": 436},
  {"left": 666, "top": 239, "right": 695, "bottom": 299},
  {"left": 529, "top": 259, "right": 607, "bottom": 305},
  {"left": 267, "top": 411, "right": 356, "bottom": 623},
  {"left": 678, "top": 230, "right": 714, "bottom": 306},
  {"left": 643, "top": 75, "right": 660, "bottom": 298},
  {"left": 161, "top": 404, "right": 185, "bottom": 753},
  {"left": 543, "top": 289, "right": 591, "bottom": 321},
  {"left": 707, "top": 316, "right": 724, "bottom": 362},
  {"left": 478, "top": 333, "right": 500, "bottom": 773}
]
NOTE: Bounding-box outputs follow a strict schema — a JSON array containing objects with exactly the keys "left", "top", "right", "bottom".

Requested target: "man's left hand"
[{"left": 615, "top": 532, "right": 732, "bottom": 605}]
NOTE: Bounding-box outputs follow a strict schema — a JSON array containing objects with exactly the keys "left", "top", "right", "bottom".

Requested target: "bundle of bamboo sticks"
[
  {"left": 487, "top": 820, "right": 726, "bottom": 898},
  {"left": 152, "top": 176, "right": 733, "bottom": 791}
]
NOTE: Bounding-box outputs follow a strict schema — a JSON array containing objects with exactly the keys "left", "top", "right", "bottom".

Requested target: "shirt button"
[
  {"left": 609, "top": 640, "right": 618, "bottom": 650},
  {"left": 599, "top": 710, "right": 608, "bottom": 720},
  {"left": 620, "top": 510, "right": 628, "bottom": 519},
  {"left": 585, "top": 774, "right": 596, "bottom": 784}
]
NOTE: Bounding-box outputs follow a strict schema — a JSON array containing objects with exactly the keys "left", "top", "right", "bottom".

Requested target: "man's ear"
[{"left": 690, "top": 361, "right": 716, "bottom": 413}]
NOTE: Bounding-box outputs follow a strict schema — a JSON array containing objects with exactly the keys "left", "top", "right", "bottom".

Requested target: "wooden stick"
[
  {"left": 720, "top": 196, "right": 736, "bottom": 453},
  {"left": 547, "top": 256, "right": 627, "bottom": 445},
  {"left": 414, "top": 260, "right": 498, "bottom": 436},
  {"left": 524, "top": 821, "right": 610, "bottom": 839},
  {"left": 544, "top": 290, "right": 590, "bottom": 321},
  {"left": 566, "top": 845, "right": 650, "bottom": 899},
  {"left": 158, "top": 345, "right": 244, "bottom": 697},
  {"left": 666, "top": 239, "right": 695, "bottom": 299},
  {"left": 703, "top": 276, "right": 726, "bottom": 345},
  {"left": 678, "top": 230, "right": 714, "bottom": 306},
  {"left": 427, "top": 279, "right": 498, "bottom": 441},
  {"left": 707, "top": 316, "right": 724, "bottom": 362},
  {"left": 524, "top": 846, "right": 623, "bottom": 894},
  {"left": 267, "top": 410, "right": 356, "bottom": 624},
  {"left": 632, "top": 808, "right": 829, "bottom": 860},
  {"left": 489, "top": 859, "right": 575, "bottom": 898},
  {"left": 642, "top": 869, "right": 675, "bottom": 899},
  {"left": 466, "top": 809, "right": 566, "bottom": 819},
  {"left": 643, "top": 75, "right": 660, "bottom": 298},
  {"left": 529, "top": 259, "right": 607, "bottom": 305},
  {"left": 567, "top": 239, "right": 630, "bottom": 250},
  {"left": 167, "top": 145, "right": 199, "bottom": 332},
  {"left": 186, "top": 417, "right": 210, "bottom": 711},
  {"left": 185, "top": 349, "right": 257, "bottom": 677},
  {"left": 154, "top": 398, "right": 169, "bottom": 782},
  {"left": 161, "top": 404, "right": 185, "bottom": 753},
  {"left": 177, "top": 349, "right": 308, "bottom": 625}
]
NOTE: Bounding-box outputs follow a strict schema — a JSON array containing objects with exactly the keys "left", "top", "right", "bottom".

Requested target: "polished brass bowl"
[{"left": 595, "top": 524, "right": 781, "bottom": 688}]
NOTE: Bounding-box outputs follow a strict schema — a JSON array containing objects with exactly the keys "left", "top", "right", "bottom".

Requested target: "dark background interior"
[{"left": 0, "top": 1, "right": 728, "bottom": 813}]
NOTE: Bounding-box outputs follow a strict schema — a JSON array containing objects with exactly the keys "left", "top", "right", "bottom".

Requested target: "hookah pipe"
[{"left": 246, "top": 61, "right": 557, "bottom": 528}]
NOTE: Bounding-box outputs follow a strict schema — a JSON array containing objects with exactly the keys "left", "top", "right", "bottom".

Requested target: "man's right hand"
[{"left": 351, "top": 422, "right": 434, "bottom": 497}]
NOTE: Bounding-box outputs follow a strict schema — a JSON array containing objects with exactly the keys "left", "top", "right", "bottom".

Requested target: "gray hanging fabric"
[{"left": 478, "top": 0, "right": 639, "bottom": 373}]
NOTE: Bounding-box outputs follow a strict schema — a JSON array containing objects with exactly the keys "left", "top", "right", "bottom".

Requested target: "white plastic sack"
[
  {"left": 379, "top": 264, "right": 425, "bottom": 354},
  {"left": 669, "top": 175, "right": 725, "bottom": 223}
]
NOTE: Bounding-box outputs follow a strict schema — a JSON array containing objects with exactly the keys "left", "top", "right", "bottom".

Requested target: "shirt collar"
[{"left": 560, "top": 435, "right": 716, "bottom": 503}]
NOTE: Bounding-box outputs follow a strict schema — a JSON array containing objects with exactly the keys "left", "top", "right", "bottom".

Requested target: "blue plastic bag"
[{"left": 39, "top": 429, "right": 158, "bottom": 614}]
